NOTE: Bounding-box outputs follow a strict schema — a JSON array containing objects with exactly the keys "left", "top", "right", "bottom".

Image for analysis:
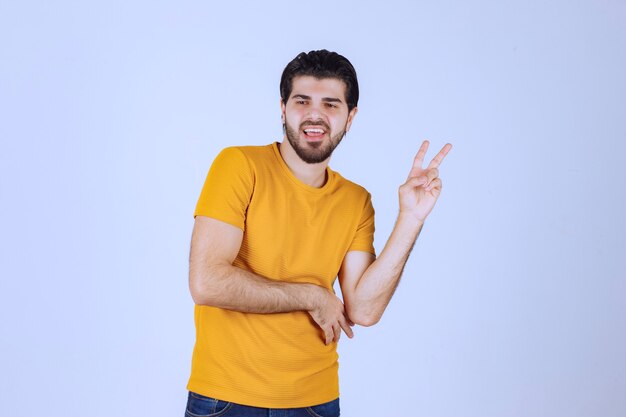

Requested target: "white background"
[{"left": 1, "top": 1, "right": 625, "bottom": 416}]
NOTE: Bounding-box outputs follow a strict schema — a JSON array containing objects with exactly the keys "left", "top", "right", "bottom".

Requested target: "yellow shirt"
[{"left": 187, "top": 142, "right": 375, "bottom": 408}]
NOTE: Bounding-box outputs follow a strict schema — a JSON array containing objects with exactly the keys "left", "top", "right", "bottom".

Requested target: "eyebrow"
[{"left": 292, "top": 94, "right": 344, "bottom": 104}]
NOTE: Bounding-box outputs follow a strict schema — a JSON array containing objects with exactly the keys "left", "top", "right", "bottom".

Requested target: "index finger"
[
  {"left": 407, "top": 140, "right": 430, "bottom": 180},
  {"left": 427, "top": 143, "right": 453, "bottom": 169},
  {"left": 340, "top": 316, "right": 354, "bottom": 339}
]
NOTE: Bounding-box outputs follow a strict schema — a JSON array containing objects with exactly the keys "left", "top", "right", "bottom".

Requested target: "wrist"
[
  {"left": 397, "top": 211, "right": 425, "bottom": 229},
  {"left": 300, "top": 283, "right": 322, "bottom": 312}
]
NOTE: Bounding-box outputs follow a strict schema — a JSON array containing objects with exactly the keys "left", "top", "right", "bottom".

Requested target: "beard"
[{"left": 284, "top": 120, "right": 346, "bottom": 164}]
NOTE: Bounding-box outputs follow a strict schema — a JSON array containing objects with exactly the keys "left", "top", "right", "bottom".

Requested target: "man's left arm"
[{"left": 339, "top": 140, "right": 452, "bottom": 326}]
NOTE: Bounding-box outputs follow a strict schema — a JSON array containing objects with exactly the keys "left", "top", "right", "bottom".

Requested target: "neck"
[{"left": 278, "top": 140, "right": 329, "bottom": 188}]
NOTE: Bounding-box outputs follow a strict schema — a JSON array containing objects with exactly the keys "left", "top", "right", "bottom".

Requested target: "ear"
[
  {"left": 280, "top": 98, "right": 286, "bottom": 121},
  {"left": 345, "top": 107, "right": 358, "bottom": 132}
]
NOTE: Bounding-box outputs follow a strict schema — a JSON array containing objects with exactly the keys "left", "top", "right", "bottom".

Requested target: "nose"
[{"left": 306, "top": 104, "right": 324, "bottom": 121}]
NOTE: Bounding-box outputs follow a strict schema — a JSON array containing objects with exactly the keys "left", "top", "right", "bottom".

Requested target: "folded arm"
[{"left": 189, "top": 215, "right": 353, "bottom": 343}]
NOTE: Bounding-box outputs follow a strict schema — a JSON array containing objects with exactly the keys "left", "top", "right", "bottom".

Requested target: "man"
[{"left": 185, "top": 49, "right": 451, "bottom": 416}]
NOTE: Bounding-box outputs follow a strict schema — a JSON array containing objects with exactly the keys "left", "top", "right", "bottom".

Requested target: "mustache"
[{"left": 300, "top": 120, "right": 330, "bottom": 131}]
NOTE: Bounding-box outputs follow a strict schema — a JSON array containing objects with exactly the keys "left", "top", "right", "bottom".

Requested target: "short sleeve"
[
  {"left": 194, "top": 147, "right": 255, "bottom": 230},
  {"left": 348, "top": 192, "right": 376, "bottom": 255}
]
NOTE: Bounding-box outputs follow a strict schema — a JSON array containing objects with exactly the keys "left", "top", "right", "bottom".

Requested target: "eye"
[
  {"left": 325, "top": 103, "right": 338, "bottom": 109},
  {"left": 296, "top": 100, "right": 308, "bottom": 105}
]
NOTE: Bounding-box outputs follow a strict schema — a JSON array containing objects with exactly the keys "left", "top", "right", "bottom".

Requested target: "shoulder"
[
  {"left": 330, "top": 169, "right": 372, "bottom": 202},
  {"left": 227, "top": 143, "right": 273, "bottom": 158},
  {"left": 331, "top": 169, "right": 370, "bottom": 195},
  {"left": 216, "top": 144, "right": 274, "bottom": 165},
  {"left": 211, "top": 144, "right": 275, "bottom": 172}
]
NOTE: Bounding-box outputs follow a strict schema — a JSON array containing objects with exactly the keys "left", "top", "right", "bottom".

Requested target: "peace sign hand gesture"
[{"left": 399, "top": 140, "right": 452, "bottom": 223}]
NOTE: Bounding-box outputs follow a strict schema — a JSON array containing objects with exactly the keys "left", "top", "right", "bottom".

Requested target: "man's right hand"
[
  {"left": 190, "top": 216, "right": 355, "bottom": 344},
  {"left": 307, "top": 286, "right": 354, "bottom": 345}
]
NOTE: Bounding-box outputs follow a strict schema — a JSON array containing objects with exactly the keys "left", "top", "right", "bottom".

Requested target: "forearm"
[
  {"left": 190, "top": 262, "right": 318, "bottom": 314},
  {"left": 343, "top": 140, "right": 451, "bottom": 326},
  {"left": 348, "top": 214, "right": 423, "bottom": 325}
]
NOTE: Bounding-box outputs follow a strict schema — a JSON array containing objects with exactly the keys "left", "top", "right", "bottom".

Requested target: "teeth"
[{"left": 304, "top": 129, "right": 324, "bottom": 133}]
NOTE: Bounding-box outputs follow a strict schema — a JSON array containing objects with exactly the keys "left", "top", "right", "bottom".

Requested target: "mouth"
[
  {"left": 303, "top": 127, "right": 325, "bottom": 138},
  {"left": 301, "top": 123, "right": 329, "bottom": 141}
]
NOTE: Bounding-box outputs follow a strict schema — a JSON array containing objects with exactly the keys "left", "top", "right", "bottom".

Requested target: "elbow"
[
  {"left": 190, "top": 285, "right": 221, "bottom": 307},
  {"left": 190, "top": 289, "right": 210, "bottom": 306},
  {"left": 355, "top": 316, "right": 380, "bottom": 327},
  {"left": 189, "top": 282, "right": 211, "bottom": 306},
  {"left": 347, "top": 308, "right": 381, "bottom": 327},
  {"left": 189, "top": 270, "right": 221, "bottom": 306}
]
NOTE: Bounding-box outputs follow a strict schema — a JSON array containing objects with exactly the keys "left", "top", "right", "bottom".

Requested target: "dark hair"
[{"left": 280, "top": 49, "right": 359, "bottom": 112}]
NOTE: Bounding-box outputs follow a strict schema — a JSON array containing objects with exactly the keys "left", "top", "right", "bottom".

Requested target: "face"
[{"left": 281, "top": 76, "right": 357, "bottom": 164}]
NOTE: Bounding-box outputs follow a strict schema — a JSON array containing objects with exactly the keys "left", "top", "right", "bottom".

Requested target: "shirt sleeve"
[
  {"left": 348, "top": 192, "right": 376, "bottom": 255},
  {"left": 193, "top": 147, "right": 255, "bottom": 230}
]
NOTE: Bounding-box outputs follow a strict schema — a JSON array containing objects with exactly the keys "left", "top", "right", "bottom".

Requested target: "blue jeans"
[{"left": 185, "top": 391, "right": 340, "bottom": 417}]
